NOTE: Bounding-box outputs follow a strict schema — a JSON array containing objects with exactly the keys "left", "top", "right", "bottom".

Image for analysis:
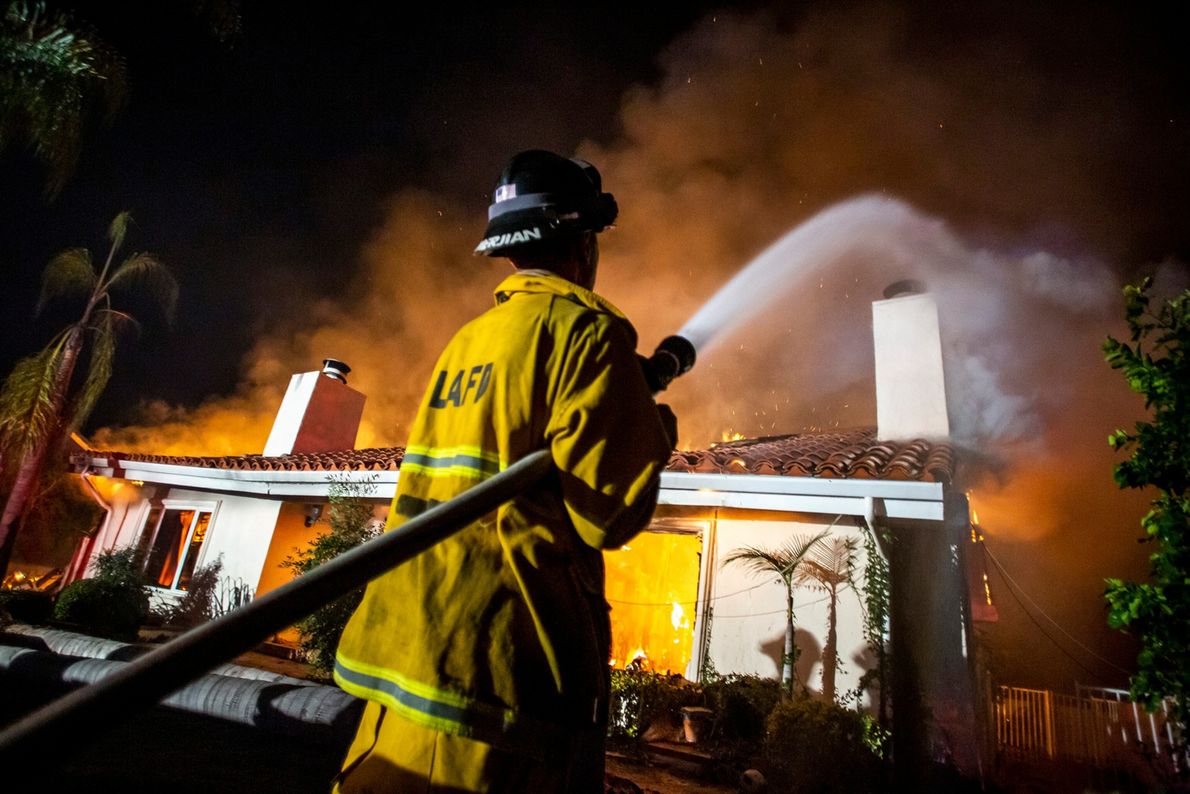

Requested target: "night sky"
[
  {"left": 3, "top": 1, "right": 1189, "bottom": 691},
  {"left": 2, "top": 0, "right": 753, "bottom": 418}
]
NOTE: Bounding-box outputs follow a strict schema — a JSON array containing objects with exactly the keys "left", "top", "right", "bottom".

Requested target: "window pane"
[
  {"left": 146, "top": 509, "right": 193, "bottom": 588},
  {"left": 175, "top": 512, "right": 211, "bottom": 591},
  {"left": 134, "top": 506, "right": 164, "bottom": 564}
]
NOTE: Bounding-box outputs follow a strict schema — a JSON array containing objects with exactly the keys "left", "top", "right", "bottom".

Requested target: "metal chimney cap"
[
  {"left": 321, "top": 359, "right": 351, "bottom": 383},
  {"left": 882, "top": 279, "right": 927, "bottom": 300}
]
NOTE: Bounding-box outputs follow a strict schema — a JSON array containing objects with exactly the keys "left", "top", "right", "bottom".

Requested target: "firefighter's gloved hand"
[{"left": 656, "top": 403, "right": 679, "bottom": 449}]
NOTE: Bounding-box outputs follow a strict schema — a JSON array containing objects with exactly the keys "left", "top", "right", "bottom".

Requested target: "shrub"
[
  {"left": 157, "top": 556, "right": 223, "bottom": 628},
  {"left": 704, "top": 673, "right": 782, "bottom": 747},
  {"left": 763, "top": 698, "right": 885, "bottom": 793},
  {"left": 282, "top": 475, "right": 379, "bottom": 677},
  {"left": 53, "top": 548, "right": 149, "bottom": 640},
  {"left": 608, "top": 668, "right": 702, "bottom": 741}
]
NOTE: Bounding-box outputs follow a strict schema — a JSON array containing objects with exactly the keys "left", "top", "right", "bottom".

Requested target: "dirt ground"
[{"left": 606, "top": 754, "right": 738, "bottom": 794}]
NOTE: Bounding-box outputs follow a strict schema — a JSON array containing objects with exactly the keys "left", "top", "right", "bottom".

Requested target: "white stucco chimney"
[
  {"left": 264, "top": 359, "right": 366, "bottom": 455},
  {"left": 872, "top": 281, "right": 950, "bottom": 441}
]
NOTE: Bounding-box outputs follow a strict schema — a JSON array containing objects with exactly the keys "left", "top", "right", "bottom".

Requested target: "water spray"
[{"left": 640, "top": 334, "right": 697, "bottom": 394}]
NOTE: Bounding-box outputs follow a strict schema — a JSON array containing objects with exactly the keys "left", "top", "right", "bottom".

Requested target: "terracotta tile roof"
[
  {"left": 666, "top": 428, "right": 953, "bottom": 483},
  {"left": 80, "top": 428, "right": 951, "bottom": 483},
  {"left": 80, "top": 447, "right": 405, "bottom": 472}
]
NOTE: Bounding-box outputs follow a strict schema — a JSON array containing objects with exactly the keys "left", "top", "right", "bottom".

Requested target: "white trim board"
[{"left": 83, "top": 456, "right": 945, "bottom": 520}]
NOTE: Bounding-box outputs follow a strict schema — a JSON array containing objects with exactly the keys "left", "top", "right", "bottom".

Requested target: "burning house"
[{"left": 64, "top": 286, "right": 994, "bottom": 771}]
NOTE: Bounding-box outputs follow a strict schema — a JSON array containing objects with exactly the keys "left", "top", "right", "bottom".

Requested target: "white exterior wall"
[
  {"left": 705, "top": 515, "right": 874, "bottom": 706},
  {"left": 87, "top": 485, "right": 154, "bottom": 559},
  {"left": 78, "top": 485, "right": 282, "bottom": 608}
]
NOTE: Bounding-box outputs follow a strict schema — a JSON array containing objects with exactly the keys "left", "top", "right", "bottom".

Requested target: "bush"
[
  {"left": 704, "top": 673, "right": 782, "bottom": 747},
  {"left": 53, "top": 548, "right": 149, "bottom": 640},
  {"left": 157, "top": 556, "right": 223, "bottom": 628},
  {"left": 608, "top": 669, "right": 702, "bottom": 741},
  {"left": 282, "top": 476, "right": 379, "bottom": 677},
  {"left": 763, "top": 698, "right": 886, "bottom": 793}
]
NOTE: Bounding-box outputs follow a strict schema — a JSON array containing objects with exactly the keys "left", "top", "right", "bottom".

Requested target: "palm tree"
[
  {"left": 722, "top": 529, "right": 830, "bottom": 699},
  {"left": 0, "top": 211, "right": 176, "bottom": 576},
  {"left": 795, "top": 536, "right": 858, "bottom": 703},
  {"left": 0, "top": 1, "right": 126, "bottom": 198}
]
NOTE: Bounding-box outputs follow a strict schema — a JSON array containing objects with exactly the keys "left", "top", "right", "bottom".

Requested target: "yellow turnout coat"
[{"left": 334, "top": 270, "right": 672, "bottom": 757}]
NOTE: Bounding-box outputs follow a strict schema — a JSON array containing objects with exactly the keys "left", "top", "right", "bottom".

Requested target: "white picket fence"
[{"left": 995, "top": 685, "right": 1185, "bottom": 771}]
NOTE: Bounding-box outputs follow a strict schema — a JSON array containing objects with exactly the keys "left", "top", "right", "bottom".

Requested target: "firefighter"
[{"left": 332, "top": 150, "right": 677, "bottom": 792}]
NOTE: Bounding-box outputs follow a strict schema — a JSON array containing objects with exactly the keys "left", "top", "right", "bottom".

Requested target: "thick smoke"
[
  {"left": 95, "top": 3, "right": 1182, "bottom": 686},
  {"left": 96, "top": 192, "right": 492, "bottom": 454}
]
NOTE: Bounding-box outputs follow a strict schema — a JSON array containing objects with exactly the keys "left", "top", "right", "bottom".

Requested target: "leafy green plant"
[
  {"left": 157, "top": 555, "right": 223, "bottom": 629},
  {"left": 608, "top": 668, "right": 702, "bottom": 741},
  {"left": 703, "top": 673, "right": 782, "bottom": 751},
  {"left": 282, "top": 475, "right": 379, "bottom": 677},
  {"left": 607, "top": 667, "right": 784, "bottom": 775},
  {"left": 859, "top": 523, "right": 891, "bottom": 723},
  {"left": 1103, "top": 278, "right": 1190, "bottom": 733},
  {"left": 53, "top": 547, "right": 149, "bottom": 640},
  {"left": 763, "top": 698, "right": 885, "bottom": 793}
]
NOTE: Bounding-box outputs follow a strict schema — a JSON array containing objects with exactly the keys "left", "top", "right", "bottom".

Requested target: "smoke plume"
[{"left": 95, "top": 3, "right": 1185, "bottom": 687}]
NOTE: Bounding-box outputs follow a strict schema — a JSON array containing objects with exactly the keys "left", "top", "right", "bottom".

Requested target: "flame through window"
[
  {"left": 605, "top": 528, "right": 703, "bottom": 677},
  {"left": 144, "top": 508, "right": 213, "bottom": 590}
]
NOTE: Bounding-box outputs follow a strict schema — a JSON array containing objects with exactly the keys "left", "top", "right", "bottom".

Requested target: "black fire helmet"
[{"left": 474, "top": 149, "right": 618, "bottom": 256}]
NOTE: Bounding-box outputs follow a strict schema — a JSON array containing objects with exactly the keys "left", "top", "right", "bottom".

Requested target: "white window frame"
[
  {"left": 131, "top": 502, "right": 164, "bottom": 559},
  {"left": 144, "top": 499, "right": 220, "bottom": 592}
]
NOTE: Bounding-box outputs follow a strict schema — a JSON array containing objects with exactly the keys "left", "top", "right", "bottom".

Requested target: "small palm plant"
[
  {"left": 722, "top": 529, "right": 830, "bottom": 699},
  {"left": 795, "top": 536, "right": 858, "bottom": 703}
]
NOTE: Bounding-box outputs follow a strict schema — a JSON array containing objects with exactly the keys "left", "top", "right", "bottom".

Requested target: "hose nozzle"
[{"left": 642, "top": 335, "right": 696, "bottom": 394}]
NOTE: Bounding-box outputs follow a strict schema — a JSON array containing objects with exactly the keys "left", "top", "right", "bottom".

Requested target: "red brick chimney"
[{"left": 263, "top": 359, "right": 365, "bottom": 455}]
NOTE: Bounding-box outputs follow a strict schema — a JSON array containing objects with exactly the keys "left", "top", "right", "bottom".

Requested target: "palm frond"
[
  {"left": 722, "top": 530, "right": 830, "bottom": 582},
  {"left": 721, "top": 545, "right": 789, "bottom": 579},
  {"left": 107, "top": 210, "right": 131, "bottom": 252},
  {"left": 0, "top": 341, "right": 66, "bottom": 458},
  {"left": 795, "top": 537, "right": 858, "bottom": 589},
  {"left": 67, "top": 311, "right": 116, "bottom": 430},
  {"left": 93, "top": 307, "right": 141, "bottom": 337},
  {"left": 773, "top": 529, "right": 831, "bottom": 573},
  {"left": 107, "top": 252, "right": 179, "bottom": 325},
  {"left": 36, "top": 246, "right": 95, "bottom": 314}
]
